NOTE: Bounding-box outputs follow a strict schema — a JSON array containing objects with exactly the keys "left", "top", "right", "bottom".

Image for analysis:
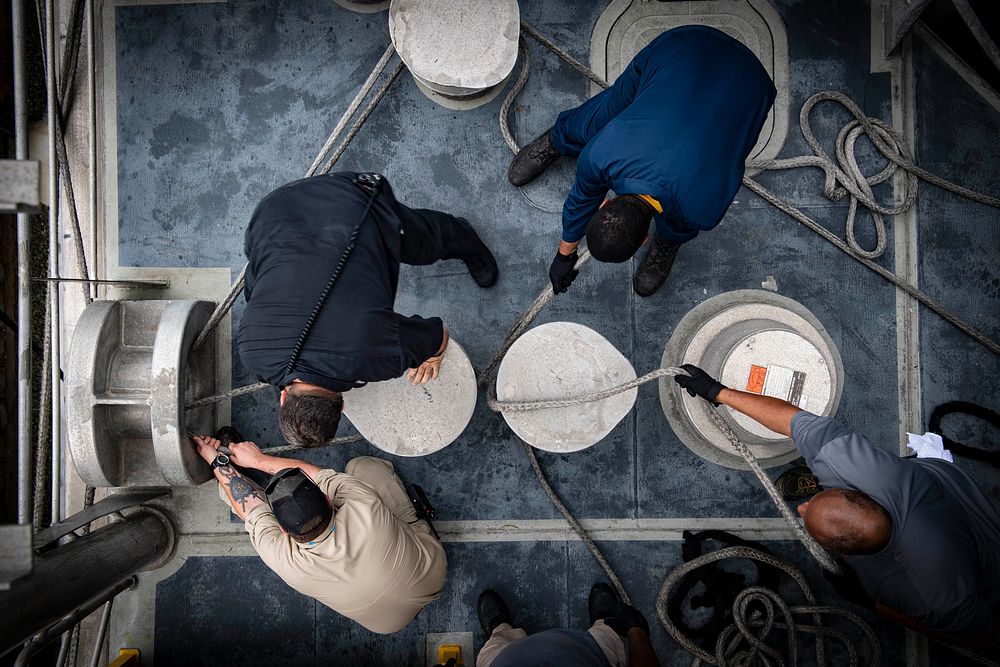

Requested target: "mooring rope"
[
  {"left": 191, "top": 44, "right": 402, "bottom": 354},
  {"left": 176, "top": 23, "right": 1000, "bottom": 664},
  {"left": 657, "top": 546, "right": 881, "bottom": 666},
  {"left": 482, "top": 363, "right": 839, "bottom": 576}
]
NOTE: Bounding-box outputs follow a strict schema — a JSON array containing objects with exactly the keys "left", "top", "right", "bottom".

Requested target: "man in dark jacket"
[
  {"left": 508, "top": 26, "right": 776, "bottom": 297},
  {"left": 238, "top": 172, "right": 497, "bottom": 447}
]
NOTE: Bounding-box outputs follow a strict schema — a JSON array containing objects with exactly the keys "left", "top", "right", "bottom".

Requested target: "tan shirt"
[{"left": 241, "top": 469, "right": 447, "bottom": 634}]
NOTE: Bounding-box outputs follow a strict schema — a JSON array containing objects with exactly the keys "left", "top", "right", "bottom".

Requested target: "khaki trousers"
[
  {"left": 344, "top": 456, "right": 432, "bottom": 535},
  {"left": 476, "top": 621, "right": 626, "bottom": 667}
]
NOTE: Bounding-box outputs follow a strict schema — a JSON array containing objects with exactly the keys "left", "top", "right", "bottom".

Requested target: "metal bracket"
[{"left": 33, "top": 489, "right": 170, "bottom": 553}]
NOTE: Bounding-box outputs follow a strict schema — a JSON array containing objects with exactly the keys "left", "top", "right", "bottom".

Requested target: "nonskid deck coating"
[{"left": 102, "top": 0, "right": 1000, "bottom": 664}]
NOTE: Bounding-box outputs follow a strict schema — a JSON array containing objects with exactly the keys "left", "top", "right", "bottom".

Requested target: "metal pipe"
[
  {"left": 0, "top": 509, "right": 173, "bottom": 652},
  {"left": 88, "top": 599, "right": 113, "bottom": 667},
  {"left": 11, "top": 577, "right": 136, "bottom": 667},
  {"left": 13, "top": 0, "right": 34, "bottom": 527},
  {"left": 31, "top": 277, "right": 169, "bottom": 288},
  {"left": 86, "top": 0, "right": 98, "bottom": 295},
  {"left": 44, "top": 0, "right": 63, "bottom": 525},
  {"left": 54, "top": 631, "right": 72, "bottom": 667}
]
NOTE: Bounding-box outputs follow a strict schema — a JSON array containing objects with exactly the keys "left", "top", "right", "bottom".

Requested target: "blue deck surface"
[{"left": 110, "top": 0, "right": 999, "bottom": 664}]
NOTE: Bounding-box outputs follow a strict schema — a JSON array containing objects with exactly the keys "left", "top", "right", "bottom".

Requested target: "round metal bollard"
[
  {"left": 342, "top": 339, "right": 477, "bottom": 456},
  {"left": 333, "top": 0, "right": 389, "bottom": 14},
  {"left": 67, "top": 300, "right": 217, "bottom": 487},
  {"left": 659, "top": 290, "right": 844, "bottom": 470},
  {"left": 389, "top": 0, "right": 520, "bottom": 109},
  {"left": 496, "top": 322, "right": 638, "bottom": 453}
]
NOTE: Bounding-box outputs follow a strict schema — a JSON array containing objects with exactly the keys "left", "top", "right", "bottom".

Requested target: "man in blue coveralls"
[
  {"left": 508, "top": 26, "right": 776, "bottom": 297},
  {"left": 673, "top": 364, "right": 1000, "bottom": 653}
]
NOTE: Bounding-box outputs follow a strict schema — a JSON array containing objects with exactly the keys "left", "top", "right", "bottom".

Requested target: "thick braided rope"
[
  {"left": 188, "top": 48, "right": 403, "bottom": 376},
  {"left": 489, "top": 367, "right": 682, "bottom": 412},
  {"left": 307, "top": 43, "right": 397, "bottom": 177},
  {"left": 519, "top": 20, "right": 609, "bottom": 89},
  {"left": 262, "top": 434, "right": 365, "bottom": 454},
  {"left": 498, "top": 38, "right": 533, "bottom": 154},
  {"left": 320, "top": 61, "right": 406, "bottom": 174},
  {"left": 192, "top": 264, "right": 247, "bottom": 351},
  {"left": 655, "top": 546, "right": 881, "bottom": 667},
  {"left": 486, "top": 363, "right": 839, "bottom": 573},
  {"left": 185, "top": 381, "right": 270, "bottom": 410},
  {"left": 742, "top": 175, "right": 1000, "bottom": 357}
]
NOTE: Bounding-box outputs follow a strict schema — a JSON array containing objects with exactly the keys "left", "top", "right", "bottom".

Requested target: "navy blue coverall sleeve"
[{"left": 550, "top": 40, "right": 652, "bottom": 243}]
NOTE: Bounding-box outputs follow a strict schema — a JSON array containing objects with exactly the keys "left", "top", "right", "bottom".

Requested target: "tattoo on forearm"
[{"left": 218, "top": 466, "right": 262, "bottom": 512}]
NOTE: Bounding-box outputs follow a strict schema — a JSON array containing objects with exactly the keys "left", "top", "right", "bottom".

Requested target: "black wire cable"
[
  {"left": 928, "top": 401, "right": 1000, "bottom": 468},
  {"left": 282, "top": 177, "right": 381, "bottom": 380}
]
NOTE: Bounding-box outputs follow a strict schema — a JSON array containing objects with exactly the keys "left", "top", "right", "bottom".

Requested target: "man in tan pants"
[{"left": 194, "top": 431, "right": 447, "bottom": 634}]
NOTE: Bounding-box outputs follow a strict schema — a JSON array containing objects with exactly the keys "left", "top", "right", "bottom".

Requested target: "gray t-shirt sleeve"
[{"left": 790, "top": 412, "right": 909, "bottom": 509}]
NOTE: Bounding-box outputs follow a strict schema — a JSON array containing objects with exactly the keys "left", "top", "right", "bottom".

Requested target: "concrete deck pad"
[
  {"left": 343, "top": 339, "right": 477, "bottom": 457},
  {"left": 496, "top": 322, "right": 637, "bottom": 453}
]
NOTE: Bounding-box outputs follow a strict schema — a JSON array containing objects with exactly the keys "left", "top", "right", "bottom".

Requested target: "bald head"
[{"left": 798, "top": 489, "right": 892, "bottom": 556}]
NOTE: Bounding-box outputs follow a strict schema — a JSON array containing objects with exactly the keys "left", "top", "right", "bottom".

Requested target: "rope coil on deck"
[{"left": 656, "top": 546, "right": 882, "bottom": 667}]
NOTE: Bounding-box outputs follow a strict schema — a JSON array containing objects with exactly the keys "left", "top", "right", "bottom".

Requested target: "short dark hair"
[
  {"left": 585, "top": 196, "right": 653, "bottom": 263},
  {"left": 279, "top": 389, "right": 343, "bottom": 448},
  {"left": 819, "top": 489, "right": 892, "bottom": 555}
]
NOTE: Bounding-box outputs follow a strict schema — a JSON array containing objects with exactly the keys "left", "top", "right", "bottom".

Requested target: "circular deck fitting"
[
  {"left": 659, "top": 290, "right": 844, "bottom": 470},
  {"left": 590, "top": 0, "right": 789, "bottom": 172},
  {"left": 343, "top": 339, "right": 476, "bottom": 457},
  {"left": 332, "top": 0, "right": 389, "bottom": 14},
  {"left": 496, "top": 322, "right": 637, "bottom": 453},
  {"left": 67, "top": 299, "right": 217, "bottom": 487},
  {"left": 389, "top": 0, "right": 519, "bottom": 110}
]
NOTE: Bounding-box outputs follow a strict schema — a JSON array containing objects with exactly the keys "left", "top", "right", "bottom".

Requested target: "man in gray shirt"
[{"left": 673, "top": 365, "right": 1000, "bottom": 652}]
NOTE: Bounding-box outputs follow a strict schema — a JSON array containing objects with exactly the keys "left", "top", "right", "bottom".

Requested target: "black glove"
[
  {"left": 549, "top": 250, "right": 579, "bottom": 294},
  {"left": 604, "top": 603, "right": 650, "bottom": 637},
  {"left": 673, "top": 364, "right": 726, "bottom": 406},
  {"left": 824, "top": 559, "right": 875, "bottom": 610}
]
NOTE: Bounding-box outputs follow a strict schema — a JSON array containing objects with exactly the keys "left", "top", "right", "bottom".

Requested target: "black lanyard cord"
[{"left": 283, "top": 175, "right": 383, "bottom": 381}]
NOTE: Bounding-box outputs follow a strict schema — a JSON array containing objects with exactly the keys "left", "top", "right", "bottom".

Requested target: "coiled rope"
[{"left": 656, "top": 546, "right": 881, "bottom": 666}]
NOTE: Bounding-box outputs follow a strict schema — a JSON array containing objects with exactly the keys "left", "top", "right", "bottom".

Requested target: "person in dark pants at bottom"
[
  {"left": 507, "top": 26, "right": 775, "bottom": 297},
  {"left": 475, "top": 584, "right": 660, "bottom": 667},
  {"left": 238, "top": 172, "right": 498, "bottom": 448}
]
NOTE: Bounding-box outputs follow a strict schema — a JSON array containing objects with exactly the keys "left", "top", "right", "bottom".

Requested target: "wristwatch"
[{"left": 210, "top": 452, "right": 231, "bottom": 470}]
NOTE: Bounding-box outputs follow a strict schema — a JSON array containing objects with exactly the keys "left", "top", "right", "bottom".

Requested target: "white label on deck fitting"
[{"left": 746, "top": 364, "right": 808, "bottom": 409}]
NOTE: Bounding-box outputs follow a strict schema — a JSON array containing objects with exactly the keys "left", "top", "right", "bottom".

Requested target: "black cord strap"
[
  {"left": 928, "top": 401, "right": 1000, "bottom": 468},
  {"left": 283, "top": 175, "right": 383, "bottom": 381}
]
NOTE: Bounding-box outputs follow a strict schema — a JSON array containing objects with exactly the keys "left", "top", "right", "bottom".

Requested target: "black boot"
[
  {"left": 632, "top": 238, "right": 680, "bottom": 297},
  {"left": 456, "top": 218, "right": 499, "bottom": 288},
  {"left": 215, "top": 426, "right": 246, "bottom": 447},
  {"left": 588, "top": 583, "right": 620, "bottom": 626},
  {"left": 477, "top": 589, "right": 513, "bottom": 636},
  {"left": 507, "top": 130, "right": 561, "bottom": 186}
]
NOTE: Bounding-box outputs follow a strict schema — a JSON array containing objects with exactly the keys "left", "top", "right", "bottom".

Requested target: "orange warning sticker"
[{"left": 746, "top": 365, "right": 768, "bottom": 394}]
